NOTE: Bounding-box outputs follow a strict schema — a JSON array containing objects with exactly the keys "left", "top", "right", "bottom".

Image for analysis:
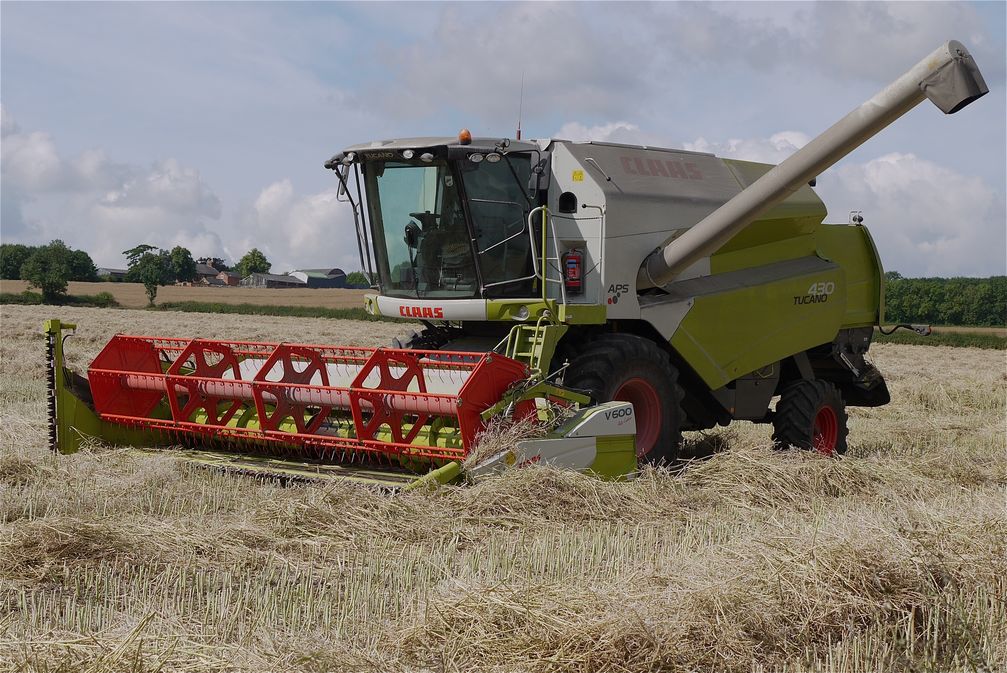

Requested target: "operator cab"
[{"left": 326, "top": 134, "right": 546, "bottom": 300}]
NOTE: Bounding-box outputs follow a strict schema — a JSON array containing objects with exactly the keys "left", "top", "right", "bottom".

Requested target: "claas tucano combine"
[{"left": 46, "top": 41, "right": 988, "bottom": 487}]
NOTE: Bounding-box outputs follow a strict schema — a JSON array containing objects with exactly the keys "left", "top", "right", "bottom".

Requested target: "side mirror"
[{"left": 337, "top": 164, "right": 350, "bottom": 197}]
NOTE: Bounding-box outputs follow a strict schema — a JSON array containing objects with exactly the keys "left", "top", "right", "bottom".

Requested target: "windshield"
[
  {"left": 364, "top": 154, "right": 536, "bottom": 300},
  {"left": 366, "top": 160, "right": 477, "bottom": 298}
]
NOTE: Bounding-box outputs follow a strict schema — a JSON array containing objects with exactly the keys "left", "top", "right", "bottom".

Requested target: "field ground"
[
  {"left": 0, "top": 280, "right": 370, "bottom": 310},
  {"left": 1, "top": 304, "right": 1005, "bottom": 672},
  {"left": 929, "top": 325, "right": 1007, "bottom": 337}
]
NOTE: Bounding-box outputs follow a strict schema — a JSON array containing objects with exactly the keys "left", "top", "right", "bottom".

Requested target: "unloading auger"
[{"left": 46, "top": 40, "right": 987, "bottom": 486}]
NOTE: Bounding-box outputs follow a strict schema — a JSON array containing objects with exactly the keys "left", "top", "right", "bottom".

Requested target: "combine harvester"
[{"left": 46, "top": 41, "right": 987, "bottom": 487}]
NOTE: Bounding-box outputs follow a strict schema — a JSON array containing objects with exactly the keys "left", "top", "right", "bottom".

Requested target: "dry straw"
[{"left": 1, "top": 304, "right": 1005, "bottom": 672}]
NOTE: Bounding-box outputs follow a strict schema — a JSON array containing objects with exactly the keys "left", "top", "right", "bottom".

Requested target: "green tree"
[
  {"left": 68, "top": 249, "right": 98, "bottom": 281},
  {"left": 236, "top": 248, "right": 271, "bottom": 277},
  {"left": 0, "top": 243, "right": 37, "bottom": 280},
  {"left": 123, "top": 244, "right": 159, "bottom": 267},
  {"left": 344, "top": 271, "right": 371, "bottom": 288},
  {"left": 20, "top": 240, "right": 72, "bottom": 302},
  {"left": 883, "top": 275, "right": 1007, "bottom": 326},
  {"left": 169, "top": 246, "right": 198, "bottom": 283},
  {"left": 124, "top": 245, "right": 173, "bottom": 305}
]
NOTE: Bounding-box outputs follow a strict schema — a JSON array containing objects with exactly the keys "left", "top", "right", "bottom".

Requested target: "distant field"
[
  {"left": 930, "top": 325, "right": 1007, "bottom": 337},
  {"left": 0, "top": 280, "right": 370, "bottom": 310}
]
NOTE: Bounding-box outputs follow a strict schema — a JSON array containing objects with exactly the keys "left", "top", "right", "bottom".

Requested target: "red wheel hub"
[
  {"left": 812, "top": 405, "right": 839, "bottom": 456},
  {"left": 614, "top": 377, "right": 662, "bottom": 458}
]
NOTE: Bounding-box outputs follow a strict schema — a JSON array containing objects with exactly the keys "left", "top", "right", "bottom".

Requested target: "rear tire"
[
  {"left": 772, "top": 380, "right": 849, "bottom": 456},
  {"left": 562, "top": 334, "right": 684, "bottom": 465}
]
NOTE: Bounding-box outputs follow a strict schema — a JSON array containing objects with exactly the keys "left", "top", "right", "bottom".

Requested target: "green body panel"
[
  {"left": 672, "top": 221, "right": 883, "bottom": 390},
  {"left": 402, "top": 461, "right": 463, "bottom": 491},
  {"left": 487, "top": 299, "right": 606, "bottom": 324},
  {"left": 859, "top": 225, "right": 887, "bottom": 325},
  {"left": 556, "top": 303, "right": 607, "bottom": 325},
  {"left": 592, "top": 434, "right": 637, "bottom": 479},
  {"left": 670, "top": 262, "right": 847, "bottom": 389},
  {"left": 814, "top": 225, "right": 884, "bottom": 327},
  {"left": 718, "top": 159, "right": 827, "bottom": 250},
  {"left": 712, "top": 233, "right": 817, "bottom": 274}
]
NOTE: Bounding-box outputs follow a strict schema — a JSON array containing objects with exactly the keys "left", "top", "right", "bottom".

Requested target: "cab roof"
[{"left": 341, "top": 136, "right": 543, "bottom": 155}]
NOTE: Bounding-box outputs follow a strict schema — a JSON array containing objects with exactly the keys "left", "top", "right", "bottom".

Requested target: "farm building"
[
  {"left": 96, "top": 268, "right": 128, "bottom": 281},
  {"left": 240, "top": 272, "right": 305, "bottom": 289},
  {"left": 195, "top": 263, "right": 219, "bottom": 282},
  {"left": 289, "top": 268, "right": 348, "bottom": 288},
  {"left": 217, "top": 271, "right": 241, "bottom": 286}
]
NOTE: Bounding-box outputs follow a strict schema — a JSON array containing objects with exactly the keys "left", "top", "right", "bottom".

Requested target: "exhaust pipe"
[{"left": 638, "top": 40, "right": 988, "bottom": 290}]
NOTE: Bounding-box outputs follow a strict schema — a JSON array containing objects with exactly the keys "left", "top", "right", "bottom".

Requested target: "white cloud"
[
  {"left": 1, "top": 107, "right": 361, "bottom": 273},
  {"left": 553, "top": 121, "right": 669, "bottom": 147},
  {"left": 379, "top": 3, "right": 648, "bottom": 125},
  {"left": 99, "top": 158, "right": 221, "bottom": 218},
  {"left": 1, "top": 106, "right": 225, "bottom": 266},
  {"left": 816, "top": 152, "right": 1005, "bottom": 277},
  {"left": 805, "top": 2, "right": 998, "bottom": 82},
  {"left": 231, "top": 180, "right": 360, "bottom": 274},
  {"left": 684, "top": 131, "right": 811, "bottom": 164}
]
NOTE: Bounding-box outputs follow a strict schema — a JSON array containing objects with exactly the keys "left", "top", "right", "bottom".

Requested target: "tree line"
[
  {"left": 884, "top": 272, "right": 1006, "bottom": 326},
  {"left": 1, "top": 241, "right": 275, "bottom": 304},
  {"left": 1, "top": 241, "right": 99, "bottom": 301}
]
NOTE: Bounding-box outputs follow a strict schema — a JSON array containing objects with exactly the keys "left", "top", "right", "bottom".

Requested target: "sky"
[{"left": 1, "top": 1, "right": 1004, "bottom": 277}]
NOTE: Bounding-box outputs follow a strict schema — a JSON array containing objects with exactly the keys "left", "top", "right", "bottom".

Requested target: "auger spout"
[{"left": 638, "top": 39, "right": 988, "bottom": 290}]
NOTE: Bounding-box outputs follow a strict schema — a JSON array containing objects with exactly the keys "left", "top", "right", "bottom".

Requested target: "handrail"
[
  {"left": 523, "top": 205, "right": 570, "bottom": 309},
  {"left": 526, "top": 206, "right": 546, "bottom": 282},
  {"left": 540, "top": 205, "right": 548, "bottom": 302}
]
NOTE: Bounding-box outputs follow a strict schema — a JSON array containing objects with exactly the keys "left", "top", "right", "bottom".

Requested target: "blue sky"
[{"left": 2, "top": 1, "right": 1004, "bottom": 276}]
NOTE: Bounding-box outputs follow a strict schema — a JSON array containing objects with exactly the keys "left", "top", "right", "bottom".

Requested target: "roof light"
[
  {"left": 468, "top": 153, "right": 484, "bottom": 163},
  {"left": 458, "top": 128, "right": 472, "bottom": 145},
  {"left": 341, "top": 152, "right": 356, "bottom": 165},
  {"left": 485, "top": 153, "right": 502, "bottom": 163},
  {"left": 402, "top": 149, "right": 415, "bottom": 159},
  {"left": 420, "top": 152, "right": 434, "bottom": 163}
]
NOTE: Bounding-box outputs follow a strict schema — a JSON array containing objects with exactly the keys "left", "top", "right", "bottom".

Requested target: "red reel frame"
[{"left": 88, "top": 336, "right": 531, "bottom": 463}]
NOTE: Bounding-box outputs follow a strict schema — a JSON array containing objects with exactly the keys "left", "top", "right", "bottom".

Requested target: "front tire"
[
  {"left": 390, "top": 325, "right": 459, "bottom": 350},
  {"left": 772, "top": 380, "right": 849, "bottom": 456},
  {"left": 562, "top": 334, "right": 684, "bottom": 465}
]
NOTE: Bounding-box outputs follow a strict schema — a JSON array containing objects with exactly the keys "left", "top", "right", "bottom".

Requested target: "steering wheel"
[{"left": 409, "top": 212, "right": 440, "bottom": 229}]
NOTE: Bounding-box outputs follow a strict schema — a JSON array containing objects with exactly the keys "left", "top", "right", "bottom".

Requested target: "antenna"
[{"left": 516, "top": 71, "right": 524, "bottom": 140}]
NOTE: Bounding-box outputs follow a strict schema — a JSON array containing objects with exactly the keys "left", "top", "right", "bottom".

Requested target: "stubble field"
[{"left": 1, "top": 304, "right": 1005, "bottom": 672}]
